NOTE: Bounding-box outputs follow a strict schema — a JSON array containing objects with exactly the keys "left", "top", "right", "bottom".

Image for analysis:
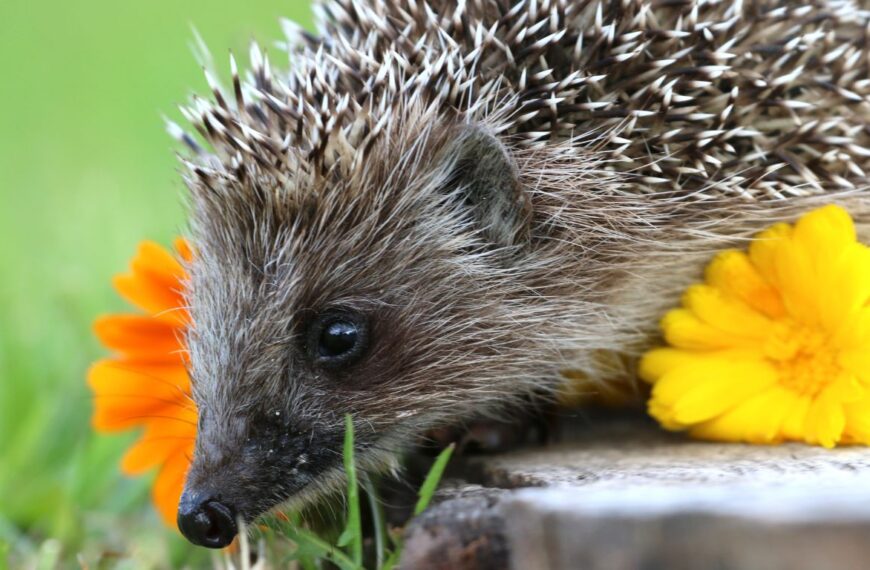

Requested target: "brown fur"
[{"left": 170, "top": 0, "right": 870, "bottom": 529}]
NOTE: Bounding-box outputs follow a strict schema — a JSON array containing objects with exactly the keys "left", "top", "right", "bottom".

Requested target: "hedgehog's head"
[{"left": 176, "top": 118, "right": 554, "bottom": 548}]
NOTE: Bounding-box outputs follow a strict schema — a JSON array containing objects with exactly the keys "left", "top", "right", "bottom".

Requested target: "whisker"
[
  {"left": 102, "top": 414, "right": 198, "bottom": 427},
  {"left": 92, "top": 394, "right": 197, "bottom": 411},
  {"left": 152, "top": 303, "right": 191, "bottom": 321},
  {"left": 96, "top": 361, "right": 196, "bottom": 405},
  {"left": 132, "top": 435, "right": 197, "bottom": 443}
]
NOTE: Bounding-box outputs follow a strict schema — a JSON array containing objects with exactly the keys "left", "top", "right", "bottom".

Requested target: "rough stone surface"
[
  {"left": 465, "top": 414, "right": 870, "bottom": 494},
  {"left": 399, "top": 414, "right": 870, "bottom": 570},
  {"left": 399, "top": 486, "right": 509, "bottom": 570},
  {"left": 504, "top": 494, "right": 870, "bottom": 570}
]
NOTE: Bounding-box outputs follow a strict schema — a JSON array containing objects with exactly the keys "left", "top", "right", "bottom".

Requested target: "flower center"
[{"left": 764, "top": 321, "right": 841, "bottom": 397}]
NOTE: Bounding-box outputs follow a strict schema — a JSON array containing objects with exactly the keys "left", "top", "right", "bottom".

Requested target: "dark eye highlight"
[
  {"left": 319, "top": 320, "right": 358, "bottom": 357},
  {"left": 307, "top": 311, "right": 369, "bottom": 368}
]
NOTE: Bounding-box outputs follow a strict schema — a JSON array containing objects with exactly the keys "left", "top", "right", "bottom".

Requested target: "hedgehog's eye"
[{"left": 307, "top": 311, "right": 369, "bottom": 368}]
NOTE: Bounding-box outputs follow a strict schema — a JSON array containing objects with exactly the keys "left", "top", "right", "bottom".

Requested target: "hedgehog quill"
[{"left": 167, "top": 0, "right": 870, "bottom": 548}]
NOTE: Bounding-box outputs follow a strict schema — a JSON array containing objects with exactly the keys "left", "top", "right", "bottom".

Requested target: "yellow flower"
[
  {"left": 640, "top": 205, "right": 870, "bottom": 448},
  {"left": 88, "top": 239, "right": 196, "bottom": 526}
]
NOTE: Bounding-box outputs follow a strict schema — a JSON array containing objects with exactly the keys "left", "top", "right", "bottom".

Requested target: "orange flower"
[{"left": 88, "top": 239, "right": 196, "bottom": 527}]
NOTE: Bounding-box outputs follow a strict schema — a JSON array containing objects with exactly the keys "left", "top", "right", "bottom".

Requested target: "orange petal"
[
  {"left": 113, "top": 241, "right": 189, "bottom": 325},
  {"left": 152, "top": 445, "right": 194, "bottom": 528},
  {"left": 88, "top": 359, "right": 192, "bottom": 431},
  {"left": 174, "top": 237, "right": 194, "bottom": 262},
  {"left": 94, "top": 314, "right": 185, "bottom": 363},
  {"left": 121, "top": 409, "right": 197, "bottom": 475}
]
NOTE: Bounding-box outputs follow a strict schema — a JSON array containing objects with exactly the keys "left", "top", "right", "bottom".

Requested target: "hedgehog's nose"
[{"left": 177, "top": 491, "right": 238, "bottom": 549}]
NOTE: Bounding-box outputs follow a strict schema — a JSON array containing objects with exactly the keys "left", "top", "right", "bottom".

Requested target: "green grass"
[
  {"left": 259, "top": 417, "right": 455, "bottom": 570},
  {"left": 340, "top": 415, "right": 364, "bottom": 566},
  {"left": 0, "top": 0, "right": 311, "bottom": 566}
]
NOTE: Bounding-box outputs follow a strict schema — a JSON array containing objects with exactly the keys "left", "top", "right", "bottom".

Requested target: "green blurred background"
[{"left": 0, "top": 1, "right": 310, "bottom": 566}]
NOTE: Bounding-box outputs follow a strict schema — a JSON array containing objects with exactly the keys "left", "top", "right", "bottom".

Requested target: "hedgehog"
[{"left": 167, "top": 0, "right": 870, "bottom": 548}]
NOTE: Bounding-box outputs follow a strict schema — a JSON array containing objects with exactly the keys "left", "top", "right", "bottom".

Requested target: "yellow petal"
[
  {"left": 837, "top": 307, "right": 870, "bottom": 354},
  {"left": 639, "top": 347, "right": 756, "bottom": 383},
  {"left": 641, "top": 206, "right": 870, "bottom": 449},
  {"left": 840, "top": 346, "right": 870, "bottom": 389},
  {"left": 682, "top": 284, "right": 773, "bottom": 340},
  {"left": 662, "top": 309, "right": 754, "bottom": 351},
  {"left": 639, "top": 348, "right": 700, "bottom": 383},
  {"left": 780, "top": 396, "right": 812, "bottom": 441},
  {"left": 844, "top": 395, "right": 870, "bottom": 444},
  {"left": 705, "top": 249, "right": 785, "bottom": 319},
  {"left": 748, "top": 222, "right": 792, "bottom": 288},
  {"left": 771, "top": 238, "right": 818, "bottom": 325},
  {"left": 650, "top": 358, "right": 777, "bottom": 426},
  {"left": 791, "top": 204, "right": 856, "bottom": 269},
  {"left": 803, "top": 388, "right": 846, "bottom": 448},
  {"left": 817, "top": 244, "right": 870, "bottom": 334},
  {"left": 689, "top": 386, "right": 796, "bottom": 443}
]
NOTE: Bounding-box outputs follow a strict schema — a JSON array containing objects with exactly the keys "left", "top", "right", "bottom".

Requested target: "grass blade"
[
  {"left": 285, "top": 526, "right": 357, "bottom": 570},
  {"left": 342, "top": 415, "right": 363, "bottom": 568},
  {"left": 34, "top": 539, "right": 61, "bottom": 570},
  {"left": 363, "top": 476, "right": 386, "bottom": 569},
  {"left": 414, "top": 444, "right": 455, "bottom": 516}
]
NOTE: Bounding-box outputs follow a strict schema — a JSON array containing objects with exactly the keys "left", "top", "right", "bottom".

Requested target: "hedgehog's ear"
[{"left": 441, "top": 125, "right": 530, "bottom": 249}]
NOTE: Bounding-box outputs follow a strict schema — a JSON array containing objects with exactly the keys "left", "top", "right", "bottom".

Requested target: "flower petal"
[
  {"left": 837, "top": 350, "right": 870, "bottom": 384},
  {"left": 152, "top": 446, "right": 193, "bottom": 528},
  {"left": 682, "top": 284, "right": 774, "bottom": 340},
  {"left": 791, "top": 204, "right": 856, "bottom": 271},
  {"left": 771, "top": 238, "right": 818, "bottom": 325},
  {"left": 88, "top": 360, "right": 191, "bottom": 431},
  {"left": 844, "top": 396, "right": 870, "bottom": 444},
  {"left": 817, "top": 243, "right": 870, "bottom": 334},
  {"left": 639, "top": 348, "right": 700, "bottom": 383},
  {"left": 644, "top": 206, "right": 870, "bottom": 449},
  {"left": 650, "top": 358, "right": 777, "bottom": 427},
  {"left": 113, "top": 241, "right": 189, "bottom": 325},
  {"left": 662, "top": 309, "right": 753, "bottom": 350},
  {"left": 174, "top": 237, "right": 194, "bottom": 263},
  {"left": 93, "top": 315, "right": 185, "bottom": 363},
  {"left": 780, "top": 396, "right": 812, "bottom": 441},
  {"left": 748, "top": 222, "right": 792, "bottom": 288},
  {"left": 639, "top": 347, "right": 755, "bottom": 383},
  {"left": 121, "top": 409, "right": 197, "bottom": 475},
  {"left": 689, "top": 386, "right": 796, "bottom": 444},
  {"left": 803, "top": 386, "right": 846, "bottom": 448},
  {"left": 705, "top": 249, "right": 785, "bottom": 318},
  {"left": 89, "top": 238, "right": 198, "bottom": 528}
]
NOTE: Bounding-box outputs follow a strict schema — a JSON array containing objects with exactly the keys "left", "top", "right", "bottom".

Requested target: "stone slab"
[{"left": 400, "top": 414, "right": 870, "bottom": 570}]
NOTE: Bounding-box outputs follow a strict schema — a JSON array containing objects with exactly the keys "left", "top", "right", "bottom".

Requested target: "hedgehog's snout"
[{"left": 177, "top": 489, "right": 238, "bottom": 549}]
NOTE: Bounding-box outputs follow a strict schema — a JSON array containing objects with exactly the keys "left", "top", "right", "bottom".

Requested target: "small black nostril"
[{"left": 178, "top": 496, "right": 238, "bottom": 549}]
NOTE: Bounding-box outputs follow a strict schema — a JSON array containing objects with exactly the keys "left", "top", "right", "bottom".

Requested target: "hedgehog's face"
[{"left": 177, "top": 123, "right": 539, "bottom": 548}]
